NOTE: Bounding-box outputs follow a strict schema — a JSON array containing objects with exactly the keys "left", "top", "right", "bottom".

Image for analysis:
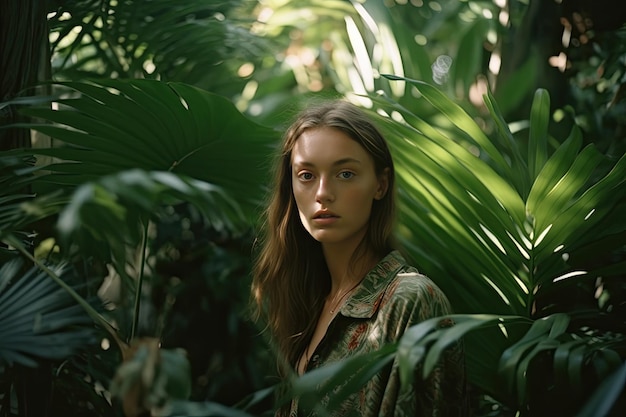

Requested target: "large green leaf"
[
  {"left": 367, "top": 91, "right": 529, "bottom": 315},
  {"left": 386, "top": 75, "right": 515, "bottom": 179},
  {"left": 370, "top": 78, "right": 626, "bottom": 316},
  {"left": 20, "top": 79, "right": 278, "bottom": 220}
]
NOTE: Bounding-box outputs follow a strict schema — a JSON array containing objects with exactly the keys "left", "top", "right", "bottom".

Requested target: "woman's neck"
[{"left": 322, "top": 243, "right": 377, "bottom": 295}]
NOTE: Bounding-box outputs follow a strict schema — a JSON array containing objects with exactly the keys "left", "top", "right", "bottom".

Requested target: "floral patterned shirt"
[{"left": 291, "top": 250, "right": 466, "bottom": 417}]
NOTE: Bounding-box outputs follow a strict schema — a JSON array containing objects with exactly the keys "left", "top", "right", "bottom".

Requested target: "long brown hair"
[{"left": 251, "top": 99, "right": 396, "bottom": 373}]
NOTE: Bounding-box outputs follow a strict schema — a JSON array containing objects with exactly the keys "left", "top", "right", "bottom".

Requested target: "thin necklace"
[{"left": 328, "top": 281, "right": 361, "bottom": 314}]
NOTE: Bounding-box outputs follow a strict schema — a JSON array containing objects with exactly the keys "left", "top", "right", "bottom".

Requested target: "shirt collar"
[{"left": 340, "top": 250, "right": 408, "bottom": 319}]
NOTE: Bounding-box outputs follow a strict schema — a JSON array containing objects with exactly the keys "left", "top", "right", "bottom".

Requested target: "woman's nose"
[{"left": 315, "top": 177, "right": 335, "bottom": 203}]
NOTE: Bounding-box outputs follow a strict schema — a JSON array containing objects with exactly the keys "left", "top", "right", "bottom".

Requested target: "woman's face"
[{"left": 291, "top": 127, "right": 388, "bottom": 250}]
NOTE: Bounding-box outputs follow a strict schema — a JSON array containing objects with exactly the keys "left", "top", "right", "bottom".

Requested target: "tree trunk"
[
  {"left": 0, "top": 0, "right": 50, "bottom": 151},
  {"left": 0, "top": 3, "right": 53, "bottom": 416}
]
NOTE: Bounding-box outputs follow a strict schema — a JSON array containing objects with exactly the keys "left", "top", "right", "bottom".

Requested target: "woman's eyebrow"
[
  {"left": 333, "top": 157, "right": 362, "bottom": 166},
  {"left": 293, "top": 157, "right": 362, "bottom": 167}
]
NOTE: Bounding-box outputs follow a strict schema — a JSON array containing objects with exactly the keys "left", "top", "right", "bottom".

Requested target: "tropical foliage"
[
  {"left": 376, "top": 79, "right": 625, "bottom": 416},
  {"left": 1, "top": 78, "right": 279, "bottom": 416},
  {"left": 1, "top": 0, "right": 625, "bottom": 416},
  {"left": 270, "top": 78, "right": 626, "bottom": 416}
]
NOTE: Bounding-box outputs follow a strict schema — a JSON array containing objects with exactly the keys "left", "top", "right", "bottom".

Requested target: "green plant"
[
  {"left": 0, "top": 79, "right": 279, "bottom": 415},
  {"left": 47, "top": 0, "right": 267, "bottom": 92},
  {"left": 0, "top": 257, "right": 95, "bottom": 367}
]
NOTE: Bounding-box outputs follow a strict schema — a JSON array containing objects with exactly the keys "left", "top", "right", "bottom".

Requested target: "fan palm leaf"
[
  {"left": 0, "top": 257, "right": 95, "bottom": 368},
  {"left": 18, "top": 79, "right": 277, "bottom": 222}
]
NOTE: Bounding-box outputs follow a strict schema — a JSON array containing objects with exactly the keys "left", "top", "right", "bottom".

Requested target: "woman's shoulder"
[
  {"left": 390, "top": 266, "right": 440, "bottom": 295},
  {"left": 381, "top": 266, "right": 452, "bottom": 317}
]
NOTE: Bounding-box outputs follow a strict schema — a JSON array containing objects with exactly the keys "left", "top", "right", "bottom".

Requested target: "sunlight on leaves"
[
  {"left": 345, "top": 16, "right": 374, "bottom": 91},
  {"left": 506, "top": 230, "right": 530, "bottom": 260},
  {"left": 479, "top": 223, "right": 507, "bottom": 254},
  {"left": 533, "top": 223, "right": 553, "bottom": 248},
  {"left": 553, "top": 270, "right": 587, "bottom": 283},
  {"left": 482, "top": 274, "right": 512, "bottom": 306}
]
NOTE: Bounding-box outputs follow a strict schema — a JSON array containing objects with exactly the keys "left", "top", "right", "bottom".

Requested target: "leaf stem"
[{"left": 130, "top": 218, "right": 150, "bottom": 341}]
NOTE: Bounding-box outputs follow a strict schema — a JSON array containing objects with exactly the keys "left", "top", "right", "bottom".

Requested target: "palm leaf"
[
  {"left": 394, "top": 311, "right": 625, "bottom": 408},
  {"left": 0, "top": 258, "right": 95, "bottom": 368},
  {"left": 384, "top": 75, "right": 514, "bottom": 179},
  {"left": 286, "top": 343, "right": 397, "bottom": 415},
  {"left": 0, "top": 151, "right": 72, "bottom": 268},
  {"left": 396, "top": 314, "right": 529, "bottom": 390},
  {"left": 367, "top": 93, "right": 528, "bottom": 314},
  {"left": 371, "top": 77, "right": 626, "bottom": 314},
  {"left": 528, "top": 89, "right": 550, "bottom": 179},
  {"left": 19, "top": 79, "right": 277, "bottom": 221},
  {"left": 48, "top": 0, "right": 268, "bottom": 89}
]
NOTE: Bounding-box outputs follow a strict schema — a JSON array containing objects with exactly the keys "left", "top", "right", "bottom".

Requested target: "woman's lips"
[
  {"left": 313, "top": 216, "right": 339, "bottom": 225},
  {"left": 312, "top": 212, "right": 339, "bottom": 225}
]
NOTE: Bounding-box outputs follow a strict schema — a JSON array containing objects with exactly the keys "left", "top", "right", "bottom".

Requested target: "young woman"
[{"left": 252, "top": 100, "right": 466, "bottom": 416}]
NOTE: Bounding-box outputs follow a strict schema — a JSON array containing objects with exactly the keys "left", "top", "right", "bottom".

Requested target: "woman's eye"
[
  {"left": 299, "top": 172, "right": 313, "bottom": 181},
  {"left": 339, "top": 171, "right": 354, "bottom": 179}
]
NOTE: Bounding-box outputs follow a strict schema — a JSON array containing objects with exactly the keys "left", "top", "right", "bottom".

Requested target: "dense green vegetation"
[{"left": 1, "top": 1, "right": 625, "bottom": 416}]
